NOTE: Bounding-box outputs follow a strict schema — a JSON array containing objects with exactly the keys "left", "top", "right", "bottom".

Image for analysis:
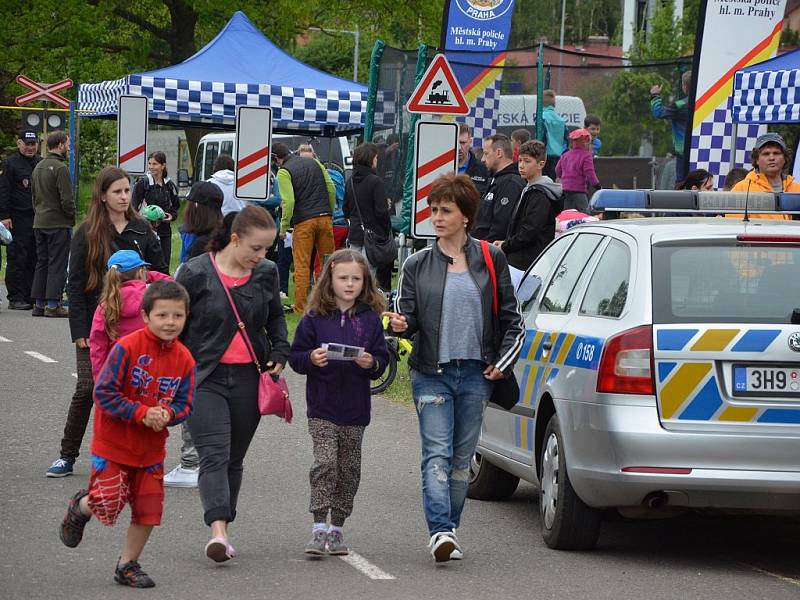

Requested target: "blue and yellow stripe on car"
[
  {"left": 517, "top": 330, "right": 602, "bottom": 405},
  {"left": 514, "top": 416, "right": 534, "bottom": 451},
  {"left": 655, "top": 327, "right": 799, "bottom": 424},
  {"left": 656, "top": 328, "right": 781, "bottom": 353},
  {"left": 658, "top": 361, "right": 800, "bottom": 424},
  {"left": 512, "top": 330, "right": 603, "bottom": 450}
]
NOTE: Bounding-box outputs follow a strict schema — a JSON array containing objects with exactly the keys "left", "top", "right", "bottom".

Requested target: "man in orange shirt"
[{"left": 730, "top": 133, "right": 800, "bottom": 220}]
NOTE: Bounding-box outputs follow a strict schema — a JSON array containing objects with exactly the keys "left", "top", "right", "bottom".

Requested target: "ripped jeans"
[{"left": 411, "top": 360, "right": 492, "bottom": 535}]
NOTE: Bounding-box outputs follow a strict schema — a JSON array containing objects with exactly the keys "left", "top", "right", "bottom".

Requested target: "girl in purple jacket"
[
  {"left": 289, "top": 249, "right": 390, "bottom": 557},
  {"left": 555, "top": 128, "right": 601, "bottom": 213}
]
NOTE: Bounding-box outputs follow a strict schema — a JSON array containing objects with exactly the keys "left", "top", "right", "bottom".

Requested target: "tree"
[
  {"left": 509, "top": 0, "right": 622, "bottom": 47},
  {"left": 0, "top": 0, "right": 444, "bottom": 170},
  {"left": 596, "top": 1, "right": 695, "bottom": 158}
]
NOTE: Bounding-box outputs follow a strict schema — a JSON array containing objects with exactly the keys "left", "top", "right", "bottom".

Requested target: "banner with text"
[
  {"left": 689, "top": 0, "right": 786, "bottom": 187},
  {"left": 442, "top": 0, "right": 516, "bottom": 144}
]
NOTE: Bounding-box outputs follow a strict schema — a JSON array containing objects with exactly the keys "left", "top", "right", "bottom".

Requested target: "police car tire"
[
  {"left": 467, "top": 452, "right": 519, "bottom": 501},
  {"left": 539, "top": 415, "right": 601, "bottom": 550}
]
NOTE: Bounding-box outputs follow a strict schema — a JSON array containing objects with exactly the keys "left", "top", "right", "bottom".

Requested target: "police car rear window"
[{"left": 652, "top": 243, "right": 800, "bottom": 324}]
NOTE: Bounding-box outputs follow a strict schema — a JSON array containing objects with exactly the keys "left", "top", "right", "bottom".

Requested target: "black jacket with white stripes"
[{"left": 395, "top": 237, "right": 524, "bottom": 376}]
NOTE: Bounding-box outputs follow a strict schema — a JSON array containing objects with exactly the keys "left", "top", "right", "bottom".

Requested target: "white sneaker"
[
  {"left": 164, "top": 465, "right": 198, "bottom": 488},
  {"left": 450, "top": 529, "right": 463, "bottom": 560},
  {"left": 428, "top": 531, "right": 457, "bottom": 563}
]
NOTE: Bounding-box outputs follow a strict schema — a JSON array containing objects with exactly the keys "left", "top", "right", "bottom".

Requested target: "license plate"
[{"left": 732, "top": 365, "right": 800, "bottom": 397}]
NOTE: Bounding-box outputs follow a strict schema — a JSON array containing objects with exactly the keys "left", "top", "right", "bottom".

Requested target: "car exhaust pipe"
[{"left": 643, "top": 492, "right": 669, "bottom": 509}]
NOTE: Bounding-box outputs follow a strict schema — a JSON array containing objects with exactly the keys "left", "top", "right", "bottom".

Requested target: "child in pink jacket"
[
  {"left": 555, "top": 128, "right": 601, "bottom": 213},
  {"left": 89, "top": 250, "right": 172, "bottom": 379}
]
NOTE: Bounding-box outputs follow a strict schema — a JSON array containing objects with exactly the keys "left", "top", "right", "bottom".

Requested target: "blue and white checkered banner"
[
  {"left": 732, "top": 67, "right": 800, "bottom": 124},
  {"left": 79, "top": 75, "right": 368, "bottom": 135},
  {"left": 691, "top": 107, "right": 764, "bottom": 188}
]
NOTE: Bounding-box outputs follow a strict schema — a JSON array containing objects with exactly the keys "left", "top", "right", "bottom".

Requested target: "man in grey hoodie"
[
  {"left": 207, "top": 155, "right": 246, "bottom": 216},
  {"left": 493, "top": 140, "right": 563, "bottom": 271}
]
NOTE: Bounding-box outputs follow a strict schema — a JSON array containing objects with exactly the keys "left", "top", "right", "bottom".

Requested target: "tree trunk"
[{"left": 166, "top": 1, "right": 199, "bottom": 63}]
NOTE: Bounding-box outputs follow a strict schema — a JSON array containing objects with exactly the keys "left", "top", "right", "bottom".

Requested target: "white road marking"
[
  {"left": 339, "top": 551, "right": 396, "bottom": 580},
  {"left": 24, "top": 351, "right": 57, "bottom": 363},
  {"left": 0, "top": 335, "right": 12, "bottom": 342},
  {"left": 738, "top": 562, "right": 800, "bottom": 588}
]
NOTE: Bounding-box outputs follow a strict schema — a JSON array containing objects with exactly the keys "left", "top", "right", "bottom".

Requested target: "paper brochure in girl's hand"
[{"left": 322, "top": 343, "right": 364, "bottom": 361}]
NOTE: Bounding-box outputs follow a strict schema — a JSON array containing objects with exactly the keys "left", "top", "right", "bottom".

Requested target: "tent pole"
[{"left": 729, "top": 121, "right": 738, "bottom": 172}]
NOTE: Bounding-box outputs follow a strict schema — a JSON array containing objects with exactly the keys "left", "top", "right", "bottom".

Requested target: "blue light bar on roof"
[
  {"left": 780, "top": 193, "right": 800, "bottom": 211},
  {"left": 590, "top": 189, "right": 800, "bottom": 214},
  {"left": 590, "top": 189, "right": 647, "bottom": 210}
]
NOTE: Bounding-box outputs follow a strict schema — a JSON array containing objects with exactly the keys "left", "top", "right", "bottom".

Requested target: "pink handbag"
[{"left": 210, "top": 253, "right": 292, "bottom": 423}]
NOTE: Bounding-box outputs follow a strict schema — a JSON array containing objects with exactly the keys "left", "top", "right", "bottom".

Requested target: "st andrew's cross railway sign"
[{"left": 16, "top": 75, "right": 73, "bottom": 109}]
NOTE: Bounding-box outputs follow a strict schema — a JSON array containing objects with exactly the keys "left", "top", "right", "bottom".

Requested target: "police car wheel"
[
  {"left": 539, "top": 415, "right": 601, "bottom": 550},
  {"left": 467, "top": 452, "right": 519, "bottom": 501}
]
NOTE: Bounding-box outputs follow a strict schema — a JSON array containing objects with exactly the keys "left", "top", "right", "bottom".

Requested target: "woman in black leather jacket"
[
  {"left": 387, "top": 173, "right": 523, "bottom": 563},
  {"left": 46, "top": 167, "right": 167, "bottom": 478},
  {"left": 176, "top": 205, "right": 289, "bottom": 563}
]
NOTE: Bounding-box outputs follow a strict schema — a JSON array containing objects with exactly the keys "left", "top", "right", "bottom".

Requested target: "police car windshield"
[{"left": 652, "top": 242, "right": 800, "bottom": 324}]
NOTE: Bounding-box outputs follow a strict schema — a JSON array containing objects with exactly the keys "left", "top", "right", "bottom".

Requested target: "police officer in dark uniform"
[
  {"left": 457, "top": 123, "right": 489, "bottom": 197},
  {"left": 473, "top": 133, "right": 524, "bottom": 242},
  {"left": 0, "top": 130, "right": 41, "bottom": 309}
]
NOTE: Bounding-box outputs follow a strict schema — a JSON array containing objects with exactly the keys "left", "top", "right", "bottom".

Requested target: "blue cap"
[
  {"left": 754, "top": 132, "right": 786, "bottom": 151},
  {"left": 107, "top": 250, "right": 149, "bottom": 273}
]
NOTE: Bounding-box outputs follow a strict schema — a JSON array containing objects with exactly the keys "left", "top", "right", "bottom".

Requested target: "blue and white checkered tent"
[
  {"left": 78, "top": 11, "right": 368, "bottom": 135},
  {"left": 731, "top": 48, "right": 800, "bottom": 124}
]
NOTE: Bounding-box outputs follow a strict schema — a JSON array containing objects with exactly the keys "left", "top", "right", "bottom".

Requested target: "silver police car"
[{"left": 468, "top": 192, "right": 800, "bottom": 550}]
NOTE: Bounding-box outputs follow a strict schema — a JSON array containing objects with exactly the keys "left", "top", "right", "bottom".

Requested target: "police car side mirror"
[
  {"left": 177, "top": 169, "right": 190, "bottom": 187},
  {"left": 517, "top": 274, "right": 542, "bottom": 312}
]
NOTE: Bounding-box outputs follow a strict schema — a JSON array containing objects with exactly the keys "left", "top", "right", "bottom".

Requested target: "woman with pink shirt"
[
  {"left": 555, "top": 128, "right": 601, "bottom": 213},
  {"left": 89, "top": 250, "right": 172, "bottom": 379},
  {"left": 176, "top": 206, "right": 289, "bottom": 563}
]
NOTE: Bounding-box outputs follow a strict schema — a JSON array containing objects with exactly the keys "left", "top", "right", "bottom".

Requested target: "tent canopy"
[
  {"left": 78, "top": 11, "right": 369, "bottom": 135},
  {"left": 731, "top": 48, "right": 800, "bottom": 124}
]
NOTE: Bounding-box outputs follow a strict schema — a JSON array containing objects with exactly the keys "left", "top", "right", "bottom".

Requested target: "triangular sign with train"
[{"left": 406, "top": 54, "right": 470, "bottom": 116}]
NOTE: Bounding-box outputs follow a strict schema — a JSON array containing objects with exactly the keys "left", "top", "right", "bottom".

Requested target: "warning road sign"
[
  {"left": 412, "top": 120, "right": 459, "bottom": 239},
  {"left": 406, "top": 54, "right": 469, "bottom": 115},
  {"left": 117, "top": 95, "right": 148, "bottom": 174},
  {"left": 235, "top": 106, "right": 273, "bottom": 201},
  {"left": 15, "top": 75, "right": 73, "bottom": 109}
]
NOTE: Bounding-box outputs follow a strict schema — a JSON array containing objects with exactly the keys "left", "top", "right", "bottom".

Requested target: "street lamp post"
[
  {"left": 308, "top": 26, "right": 360, "bottom": 82},
  {"left": 557, "top": 0, "right": 566, "bottom": 93}
]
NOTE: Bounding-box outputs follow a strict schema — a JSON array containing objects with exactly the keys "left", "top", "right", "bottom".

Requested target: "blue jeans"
[{"left": 411, "top": 360, "right": 492, "bottom": 535}]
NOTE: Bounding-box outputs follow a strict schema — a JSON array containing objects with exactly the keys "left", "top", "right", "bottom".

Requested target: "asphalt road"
[{"left": 1, "top": 299, "right": 799, "bottom": 599}]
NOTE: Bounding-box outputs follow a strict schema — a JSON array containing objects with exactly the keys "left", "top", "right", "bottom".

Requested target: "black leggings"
[
  {"left": 159, "top": 233, "right": 172, "bottom": 269},
  {"left": 59, "top": 345, "right": 94, "bottom": 461},
  {"left": 188, "top": 363, "right": 260, "bottom": 526}
]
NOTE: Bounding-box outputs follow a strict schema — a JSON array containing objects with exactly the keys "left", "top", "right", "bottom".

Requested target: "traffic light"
[
  {"left": 21, "top": 110, "right": 65, "bottom": 133},
  {"left": 22, "top": 111, "right": 43, "bottom": 132}
]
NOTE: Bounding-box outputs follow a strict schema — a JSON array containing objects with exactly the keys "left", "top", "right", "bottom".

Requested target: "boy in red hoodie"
[{"left": 59, "top": 280, "right": 195, "bottom": 588}]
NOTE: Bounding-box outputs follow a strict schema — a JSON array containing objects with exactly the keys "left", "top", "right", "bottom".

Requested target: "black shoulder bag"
[
  {"left": 481, "top": 240, "right": 520, "bottom": 411},
  {"left": 349, "top": 178, "right": 397, "bottom": 268}
]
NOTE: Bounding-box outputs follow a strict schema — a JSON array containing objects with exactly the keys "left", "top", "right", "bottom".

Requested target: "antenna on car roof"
[{"left": 743, "top": 179, "right": 751, "bottom": 223}]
